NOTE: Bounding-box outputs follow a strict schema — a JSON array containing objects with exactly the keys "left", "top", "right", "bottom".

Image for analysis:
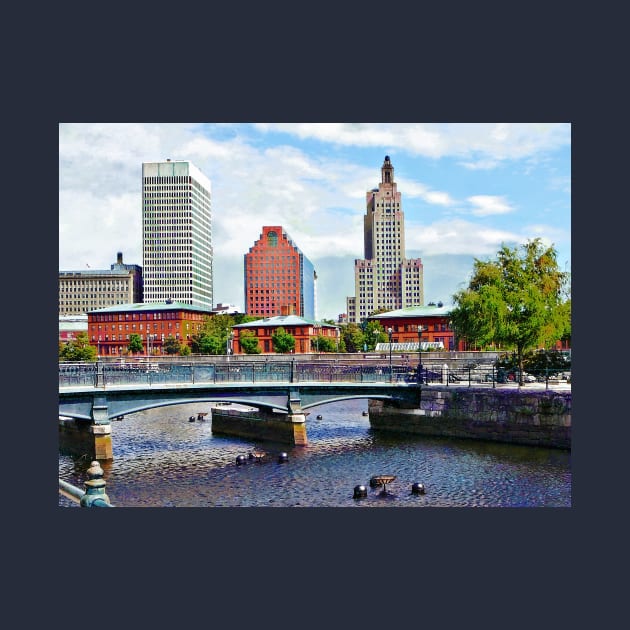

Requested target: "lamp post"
[
  {"left": 226, "top": 331, "right": 234, "bottom": 355},
  {"left": 417, "top": 325, "right": 424, "bottom": 384},
  {"left": 387, "top": 327, "right": 393, "bottom": 382}
]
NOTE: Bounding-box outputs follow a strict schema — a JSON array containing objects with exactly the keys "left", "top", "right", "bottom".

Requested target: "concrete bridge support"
[
  {"left": 287, "top": 388, "right": 307, "bottom": 446},
  {"left": 210, "top": 389, "right": 309, "bottom": 446},
  {"left": 210, "top": 408, "right": 308, "bottom": 446},
  {"left": 59, "top": 394, "right": 114, "bottom": 461},
  {"left": 91, "top": 395, "right": 113, "bottom": 460},
  {"left": 59, "top": 418, "right": 113, "bottom": 460}
]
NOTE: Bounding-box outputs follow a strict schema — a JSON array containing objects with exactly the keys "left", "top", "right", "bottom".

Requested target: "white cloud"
[
  {"left": 401, "top": 181, "right": 455, "bottom": 206},
  {"left": 404, "top": 219, "right": 524, "bottom": 257},
  {"left": 467, "top": 195, "right": 515, "bottom": 216},
  {"left": 255, "top": 122, "right": 570, "bottom": 163},
  {"left": 459, "top": 159, "right": 500, "bottom": 171}
]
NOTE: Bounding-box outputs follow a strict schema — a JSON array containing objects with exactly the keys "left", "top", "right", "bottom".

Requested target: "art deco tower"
[
  {"left": 142, "top": 159, "right": 213, "bottom": 309},
  {"left": 244, "top": 226, "right": 316, "bottom": 319},
  {"left": 346, "top": 155, "right": 424, "bottom": 323}
]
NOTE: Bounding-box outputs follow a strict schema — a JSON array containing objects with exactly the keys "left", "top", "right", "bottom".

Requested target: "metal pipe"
[{"left": 59, "top": 478, "right": 84, "bottom": 504}]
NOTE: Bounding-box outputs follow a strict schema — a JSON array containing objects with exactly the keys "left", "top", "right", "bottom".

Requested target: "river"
[{"left": 58, "top": 398, "right": 571, "bottom": 507}]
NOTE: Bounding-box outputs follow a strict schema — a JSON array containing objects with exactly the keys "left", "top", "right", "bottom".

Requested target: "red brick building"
[
  {"left": 232, "top": 315, "right": 340, "bottom": 354},
  {"left": 87, "top": 300, "right": 212, "bottom": 356},
  {"left": 244, "top": 226, "right": 316, "bottom": 319},
  {"left": 368, "top": 304, "right": 460, "bottom": 351}
]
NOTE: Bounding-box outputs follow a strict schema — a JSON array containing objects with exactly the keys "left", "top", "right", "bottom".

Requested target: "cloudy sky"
[{"left": 59, "top": 123, "right": 571, "bottom": 320}]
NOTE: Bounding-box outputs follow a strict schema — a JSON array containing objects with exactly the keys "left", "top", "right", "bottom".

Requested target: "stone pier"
[
  {"left": 59, "top": 417, "right": 113, "bottom": 460},
  {"left": 210, "top": 407, "right": 308, "bottom": 446}
]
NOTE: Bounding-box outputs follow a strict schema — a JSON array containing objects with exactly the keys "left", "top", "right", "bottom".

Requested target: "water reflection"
[{"left": 59, "top": 399, "right": 571, "bottom": 508}]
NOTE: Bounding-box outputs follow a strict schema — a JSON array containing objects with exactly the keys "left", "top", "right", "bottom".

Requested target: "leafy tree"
[
  {"left": 239, "top": 329, "right": 261, "bottom": 354},
  {"left": 191, "top": 313, "right": 236, "bottom": 354},
  {"left": 271, "top": 327, "right": 295, "bottom": 353},
  {"left": 163, "top": 335, "right": 181, "bottom": 355},
  {"left": 341, "top": 323, "right": 365, "bottom": 353},
  {"left": 179, "top": 344, "right": 191, "bottom": 356},
  {"left": 59, "top": 332, "right": 98, "bottom": 362},
  {"left": 450, "top": 239, "right": 570, "bottom": 385},
  {"left": 128, "top": 333, "right": 144, "bottom": 355},
  {"left": 363, "top": 321, "right": 386, "bottom": 350},
  {"left": 311, "top": 335, "right": 337, "bottom": 352},
  {"left": 191, "top": 332, "right": 223, "bottom": 354},
  {"left": 233, "top": 313, "right": 259, "bottom": 325}
]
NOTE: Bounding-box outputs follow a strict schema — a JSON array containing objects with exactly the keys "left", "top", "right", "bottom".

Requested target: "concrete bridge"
[
  {"left": 59, "top": 360, "right": 422, "bottom": 458},
  {"left": 58, "top": 381, "right": 419, "bottom": 422}
]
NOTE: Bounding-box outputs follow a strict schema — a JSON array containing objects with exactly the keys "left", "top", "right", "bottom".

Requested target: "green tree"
[
  {"left": 239, "top": 329, "right": 261, "bottom": 354},
  {"left": 311, "top": 335, "right": 337, "bottom": 352},
  {"left": 271, "top": 327, "right": 295, "bottom": 353},
  {"left": 191, "top": 332, "right": 224, "bottom": 354},
  {"left": 59, "top": 332, "right": 98, "bottom": 362},
  {"left": 179, "top": 344, "right": 191, "bottom": 356},
  {"left": 450, "top": 239, "right": 570, "bottom": 385},
  {"left": 163, "top": 335, "right": 181, "bottom": 355},
  {"left": 191, "top": 313, "right": 235, "bottom": 354},
  {"left": 127, "top": 333, "right": 144, "bottom": 355},
  {"left": 233, "top": 313, "right": 259, "bottom": 325},
  {"left": 341, "top": 323, "right": 365, "bottom": 353},
  {"left": 363, "top": 321, "right": 386, "bottom": 350}
]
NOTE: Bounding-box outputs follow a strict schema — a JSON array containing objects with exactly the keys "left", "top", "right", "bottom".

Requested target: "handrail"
[
  {"left": 59, "top": 358, "right": 571, "bottom": 390},
  {"left": 59, "top": 461, "right": 114, "bottom": 507},
  {"left": 59, "top": 478, "right": 85, "bottom": 504}
]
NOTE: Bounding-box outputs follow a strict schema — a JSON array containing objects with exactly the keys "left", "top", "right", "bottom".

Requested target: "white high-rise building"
[
  {"left": 346, "top": 155, "right": 424, "bottom": 323},
  {"left": 142, "top": 159, "right": 213, "bottom": 309}
]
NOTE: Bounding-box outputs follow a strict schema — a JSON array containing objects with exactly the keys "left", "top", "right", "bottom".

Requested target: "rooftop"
[
  {"left": 233, "top": 315, "right": 339, "bottom": 329},
  {"left": 87, "top": 300, "right": 213, "bottom": 315},
  {"left": 368, "top": 304, "right": 453, "bottom": 319}
]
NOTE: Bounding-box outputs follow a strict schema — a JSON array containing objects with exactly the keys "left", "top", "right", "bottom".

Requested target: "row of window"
[
  {"left": 90, "top": 311, "right": 206, "bottom": 322},
  {"left": 143, "top": 176, "right": 192, "bottom": 185}
]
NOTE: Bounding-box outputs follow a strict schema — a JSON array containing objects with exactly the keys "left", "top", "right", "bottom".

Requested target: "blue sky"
[{"left": 59, "top": 123, "right": 571, "bottom": 320}]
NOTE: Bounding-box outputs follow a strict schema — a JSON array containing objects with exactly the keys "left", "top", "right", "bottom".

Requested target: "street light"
[
  {"left": 417, "top": 325, "right": 424, "bottom": 384},
  {"left": 387, "top": 327, "right": 393, "bottom": 382},
  {"left": 226, "top": 331, "right": 234, "bottom": 355},
  {"left": 147, "top": 333, "right": 156, "bottom": 357}
]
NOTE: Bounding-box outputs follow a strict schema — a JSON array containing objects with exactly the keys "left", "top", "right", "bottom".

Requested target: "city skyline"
[{"left": 59, "top": 123, "right": 571, "bottom": 320}]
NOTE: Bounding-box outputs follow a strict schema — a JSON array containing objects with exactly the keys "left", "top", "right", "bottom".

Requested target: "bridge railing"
[
  {"left": 59, "top": 461, "right": 113, "bottom": 507},
  {"left": 59, "top": 359, "right": 570, "bottom": 389}
]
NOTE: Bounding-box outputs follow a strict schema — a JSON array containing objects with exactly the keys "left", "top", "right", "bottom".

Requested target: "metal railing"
[
  {"left": 59, "top": 359, "right": 570, "bottom": 390},
  {"left": 59, "top": 461, "right": 113, "bottom": 507}
]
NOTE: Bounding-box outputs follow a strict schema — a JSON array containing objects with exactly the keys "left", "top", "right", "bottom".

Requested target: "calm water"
[{"left": 58, "top": 399, "right": 571, "bottom": 507}]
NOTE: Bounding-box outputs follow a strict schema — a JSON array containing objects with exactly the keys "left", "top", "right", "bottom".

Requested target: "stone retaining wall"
[{"left": 368, "top": 387, "right": 571, "bottom": 449}]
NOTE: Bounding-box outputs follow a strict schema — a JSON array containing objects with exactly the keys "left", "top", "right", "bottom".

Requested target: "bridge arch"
[{"left": 300, "top": 394, "right": 394, "bottom": 411}]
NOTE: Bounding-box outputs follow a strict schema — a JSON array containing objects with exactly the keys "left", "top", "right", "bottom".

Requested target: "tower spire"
[{"left": 381, "top": 155, "right": 394, "bottom": 185}]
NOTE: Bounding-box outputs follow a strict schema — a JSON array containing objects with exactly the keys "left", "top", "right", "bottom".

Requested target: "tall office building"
[
  {"left": 244, "top": 226, "right": 317, "bottom": 319},
  {"left": 346, "top": 155, "right": 424, "bottom": 323},
  {"left": 142, "top": 159, "right": 213, "bottom": 309}
]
